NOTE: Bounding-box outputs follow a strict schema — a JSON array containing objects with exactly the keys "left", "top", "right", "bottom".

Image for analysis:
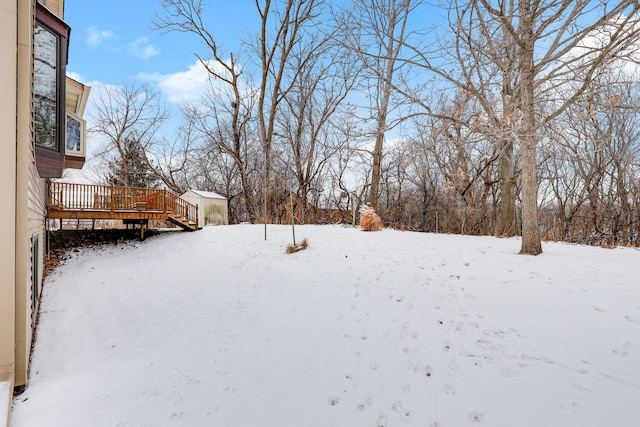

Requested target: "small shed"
[{"left": 180, "top": 189, "right": 228, "bottom": 227}]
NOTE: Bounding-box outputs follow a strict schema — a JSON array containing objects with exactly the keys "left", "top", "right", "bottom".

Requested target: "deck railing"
[{"left": 47, "top": 181, "right": 198, "bottom": 228}]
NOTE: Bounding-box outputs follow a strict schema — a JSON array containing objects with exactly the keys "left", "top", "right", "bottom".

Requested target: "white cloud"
[
  {"left": 138, "top": 59, "right": 249, "bottom": 105},
  {"left": 86, "top": 26, "right": 113, "bottom": 47},
  {"left": 139, "top": 60, "right": 215, "bottom": 104},
  {"left": 127, "top": 37, "right": 160, "bottom": 60}
]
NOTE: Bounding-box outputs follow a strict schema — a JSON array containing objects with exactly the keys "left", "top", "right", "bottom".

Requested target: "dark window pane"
[{"left": 34, "top": 23, "right": 58, "bottom": 149}]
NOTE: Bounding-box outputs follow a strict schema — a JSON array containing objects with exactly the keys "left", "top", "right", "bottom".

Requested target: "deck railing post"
[
  {"left": 163, "top": 189, "right": 167, "bottom": 213},
  {"left": 195, "top": 204, "right": 199, "bottom": 229},
  {"left": 110, "top": 185, "right": 115, "bottom": 212}
]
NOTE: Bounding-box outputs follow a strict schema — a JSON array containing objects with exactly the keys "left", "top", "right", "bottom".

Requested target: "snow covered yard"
[{"left": 10, "top": 224, "right": 640, "bottom": 426}]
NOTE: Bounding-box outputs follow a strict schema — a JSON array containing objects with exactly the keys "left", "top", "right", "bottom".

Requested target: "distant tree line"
[{"left": 89, "top": 0, "right": 640, "bottom": 253}]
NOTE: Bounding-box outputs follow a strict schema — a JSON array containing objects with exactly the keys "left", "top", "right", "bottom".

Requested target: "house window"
[
  {"left": 34, "top": 22, "right": 58, "bottom": 149},
  {"left": 66, "top": 111, "right": 85, "bottom": 155},
  {"left": 34, "top": 4, "right": 69, "bottom": 178}
]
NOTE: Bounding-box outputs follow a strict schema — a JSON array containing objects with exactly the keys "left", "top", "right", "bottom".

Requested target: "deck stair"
[{"left": 47, "top": 182, "right": 199, "bottom": 231}]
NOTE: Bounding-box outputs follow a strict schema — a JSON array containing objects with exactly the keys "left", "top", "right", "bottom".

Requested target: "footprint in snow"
[
  {"left": 392, "top": 401, "right": 413, "bottom": 422},
  {"left": 400, "top": 408, "right": 413, "bottom": 422},
  {"left": 475, "top": 339, "right": 497, "bottom": 350},
  {"left": 469, "top": 410, "right": 484, "bottom": 423},
  {"left": 560, "top": 401, "right": 583, "bottom": 414},
  {"left": 571, "top": 383, "right": 590, "bottom": 392},
  {"left": 376, "top": 414, "right": 388, "bottom": 427},
  {"left": 625, "top": 315, "right": 640, "bottom": 324},
  {"left": 356, "top": 395, "right": 373, "bottom": 411},
  {"left": 611, "top": 342, "right": 631, "bottom": 357}
]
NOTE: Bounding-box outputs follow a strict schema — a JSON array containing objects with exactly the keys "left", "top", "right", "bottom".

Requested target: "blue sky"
[
  {"left": 62, "top": 0, "right": 264, "bottom": 181},
  {"left": 64, "top": 1, "right": 439, "bottom": 103},
  {"left": 65, "top": 0, "right": 258, "bottom": 101}
]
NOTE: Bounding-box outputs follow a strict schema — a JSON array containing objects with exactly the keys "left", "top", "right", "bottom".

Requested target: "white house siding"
[
  {"left": 14, "top": 168, "right": 47, "bottom": 388},
  {"left": 0, "top": 0, "right": 18, "bottom": 417},
  {"left": 14, "top": 0, "right": 47, "bottom": 389}
]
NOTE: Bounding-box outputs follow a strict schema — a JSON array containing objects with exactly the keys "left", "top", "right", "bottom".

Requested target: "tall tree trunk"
[
  {"left": 356, "top": 0, "right": 412, "bottom": 213},
  {"left": 518, "top": 0, "right": 542, "bottom": 255},
  {"left": 369, "top": 105, "right": 388, "bottom": 212},
  {"left": 497, "top": 2, "right": 518, "bottom": 237},
  {"left": 497, "top": 137, "right": 518, "bottom": 236}
]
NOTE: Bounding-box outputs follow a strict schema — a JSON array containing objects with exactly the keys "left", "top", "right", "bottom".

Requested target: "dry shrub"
[
  {"left": 286, "top": 238, "right": 309, "bottom": 254},
  {"left": 359, "top": 205, "right": 382, "bottom": 232}
]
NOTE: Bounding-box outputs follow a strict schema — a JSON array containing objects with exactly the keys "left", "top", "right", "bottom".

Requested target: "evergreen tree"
[{"left": 106, "top": 138, "right": 159, "bottom": 188}]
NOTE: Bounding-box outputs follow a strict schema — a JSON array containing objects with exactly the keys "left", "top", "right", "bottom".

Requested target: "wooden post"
[
  {"left": 163, "top": 189, "right": 167, "bottom": 213},
  {"left": 140, "top": 223, "right": 145, "bottom": 241},
  {"left": 351, "top": 192, "right": 356, "bottom": 228},
  {"left": 110, "top": 185, "right": 115, "bottom": 212}
]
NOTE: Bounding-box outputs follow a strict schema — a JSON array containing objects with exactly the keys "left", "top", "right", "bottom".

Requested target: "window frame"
[
  {"left": 34, "top": 4, "right": 70, "bottom": 178},
  {"left": 65, "top": 110, "right": 85, "bottom": 157}
]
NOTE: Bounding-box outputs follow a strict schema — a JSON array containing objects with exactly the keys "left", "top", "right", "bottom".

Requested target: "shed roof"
[{"left": 184, "top": 189, "right": 227, "bottom": 200}]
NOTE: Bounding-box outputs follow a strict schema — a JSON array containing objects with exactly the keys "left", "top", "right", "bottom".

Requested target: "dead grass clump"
[
  {"left": 359, "top": 205, "right": 382, "bottom": 232},
  {"left": 286, "top": 238, "right": 309, "bottom": 254}
]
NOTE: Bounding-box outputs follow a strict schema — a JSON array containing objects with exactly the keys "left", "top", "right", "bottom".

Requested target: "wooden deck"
[{"left": 47, "top": 182, "right": 199, "bottom": 231}]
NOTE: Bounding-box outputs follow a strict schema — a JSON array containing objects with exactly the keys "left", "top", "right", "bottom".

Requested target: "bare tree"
[
  {"left": 401, "top": 0, "right": 640, "bottom": 254},
  {"left": 90, "top": 81, "right": 168, "bottom": 187},
  {"left": 337, "top": 0, "right": 421, "bottom": 213},
  {"left": 151, "top": 105, "right": 203, "bottom": 194},
  {"left": 250, "top": 0, "right": 325, "bottom": 222},
  {"left": 512, "top": 0, "right": 640, "bottom": 254},
  {"left": 544, "top": 69, "right": 640, "bottom": 245},
  {"left": 275, "top": 30, "right": 358, "bottom": 222},
  {"left": 155, "top": 0, "right": 263, "bottom": 220}
]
